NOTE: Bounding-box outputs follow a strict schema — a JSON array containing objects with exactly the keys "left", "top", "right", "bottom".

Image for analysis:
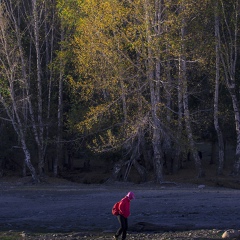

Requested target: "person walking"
[{"left": 114, "top": 191, "right": 135, "bottom": 240}]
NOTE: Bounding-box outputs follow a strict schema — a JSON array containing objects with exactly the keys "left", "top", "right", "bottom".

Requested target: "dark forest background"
[{"left": 0, "top": 0, "right": 240, "bottom": 187}]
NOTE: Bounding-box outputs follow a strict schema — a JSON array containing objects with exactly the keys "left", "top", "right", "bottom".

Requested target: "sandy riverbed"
[{"left": 0, "top": 178, "right": 239, "bottom": 239}]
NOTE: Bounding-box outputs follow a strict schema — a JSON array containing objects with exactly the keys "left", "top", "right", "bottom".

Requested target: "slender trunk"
[
  {"left": 32, "top": 0, "right": 44, "bottom": 175},
  {"left": 161, "top": 57, "right": 173, "bottom": 172},
  {"left": 180, "top": 16, "right": 204, "bottom": 178},
  {"left": 54, "top": 29, "right": 64, "bottom": 177},
  {"left": 124, "top": 136, "right": 147, "bottom": 182},
  {"left": 219, "top": 0, "right": 240, "bottom": 175},
  {"left": 228, "top": 89, "right": 240, "bottom": 174},
  {"left": 214, "top": 2, "right": 224, "bottom": 175},
  {"left": 21, "top": 138, "right": 39, "bottom": 183},
  {"left": 149, "top": 63, "right": 164, "bottom": 183},
  {"left": 8, "top": 0, "right": 44, "bottom": 176},
  {"left": 0, "top": 3, "right": 38, "bottom": 182},
  {"left": 145, "top": 0, "right": 164, "bottom": 183},
  {"left": 175, "top": 55, "right": 184, "bottom": 171},
  {"left": 175, "top": 85, "right": 183, "bottom": 170},
  {"left": 0, "top": 93, "right": 39, "bottom": 182},
  {"left": 44, "top": 0, "right": 54, "bottom": 158}
]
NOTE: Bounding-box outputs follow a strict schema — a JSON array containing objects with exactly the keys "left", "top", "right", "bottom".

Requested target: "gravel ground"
[
  {"left": 0, "top": 177, "right": 239, "bottom": 239},
  {"left": 0, "top": 229, "right": 224, "bottom": 239}
]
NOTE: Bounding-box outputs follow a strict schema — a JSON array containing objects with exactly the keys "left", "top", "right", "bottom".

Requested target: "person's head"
[{"left": 126, "top": 191, "right": 135, "bottom": 200}]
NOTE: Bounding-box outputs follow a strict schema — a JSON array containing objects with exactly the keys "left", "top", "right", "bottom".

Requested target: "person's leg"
[
  {"left": 115, "top": 215, "right": 124, "bottom": 238},
  {"left": 121, "top": 217, "right": 128, "bottom": 240},
  {"left": 115, "top": 215, "right": 128, "bottom": 239}
]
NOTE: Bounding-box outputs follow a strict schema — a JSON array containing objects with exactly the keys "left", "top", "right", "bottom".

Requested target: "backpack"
[{"left": 112, "top": 201, "right": 120, "bottom": 216}]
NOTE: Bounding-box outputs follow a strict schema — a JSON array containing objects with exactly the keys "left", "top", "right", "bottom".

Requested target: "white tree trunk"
[
  {"left": 32, "top": 0, "right": 44, "bottom": 175},
  {"left": 0, "top": 94, "right": 39, "bottom": 182},
  {"left": 145, "top": 0, "right": 164, "bottom": 183},
  {"left": 0, "top": 4, "right": 39, "bottom": 182},
  {"left": 4, "top": 0, "right": 46, "bottom": 176},
  {"left": 219, "top": 0, "right": 240, "bottom": 175},
  {"left": 54, "top": 28, "right": 64, "bottom": 177}
]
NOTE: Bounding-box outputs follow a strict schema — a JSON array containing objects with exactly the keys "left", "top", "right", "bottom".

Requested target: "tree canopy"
[{"left": 0, "top": 0, "right": 240, "bottom": 183}]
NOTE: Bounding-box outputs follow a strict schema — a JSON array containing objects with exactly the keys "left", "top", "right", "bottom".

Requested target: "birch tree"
[
  {"left": 57, "top": 0, "right": 152, "bottom": 181},
  {"left": 54, "top": 28, "right": 64, "bottom": 177},
  {"left": 143, "top": 0, "right": 167, "bottom": 182},
  {"left": 176, "top": 0, "right": 214, "bottom": 178},
  {"left": 1, "top": 0, "right": 61, "bottom": 178},
  {"left": 58, "top": 0, "right": 209, "bottom": 182},
  {"left": 57, "top": 0, "right": 240, "bottom": 182},
  {"left": 20, "top": 0, "right": 60, "bottom": 175},
  {"left": 30, "top": 0, "right": 45, "bottom": 175},
  {"left": 219, "top": 0, "right": 240, "bottom": 175},
  {"left": 0, "top": 2, "right": 39, "bottom": 182}
]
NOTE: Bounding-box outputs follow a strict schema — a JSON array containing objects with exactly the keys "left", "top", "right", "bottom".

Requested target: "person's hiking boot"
[{"left": 113, "top": 236, "right": 118, "bottom": 240}]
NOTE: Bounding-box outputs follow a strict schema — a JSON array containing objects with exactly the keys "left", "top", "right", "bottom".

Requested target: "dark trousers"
[{"left": 115, "top": 214, "right": 128, "bottom": 240}]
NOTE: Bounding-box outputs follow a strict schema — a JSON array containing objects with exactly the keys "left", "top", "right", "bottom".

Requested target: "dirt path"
[{"left": 0, "top": 178, "right": 240, "bottom": 236}]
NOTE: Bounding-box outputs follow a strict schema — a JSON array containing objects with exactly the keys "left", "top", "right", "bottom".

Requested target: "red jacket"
[{"left": 119, "top": 196, "right": 130, "bottom": 218}]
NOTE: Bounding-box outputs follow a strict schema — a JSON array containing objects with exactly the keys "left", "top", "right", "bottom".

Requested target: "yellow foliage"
[{"left": 58, "top": 0, "right": 213, "bottom": 153}]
